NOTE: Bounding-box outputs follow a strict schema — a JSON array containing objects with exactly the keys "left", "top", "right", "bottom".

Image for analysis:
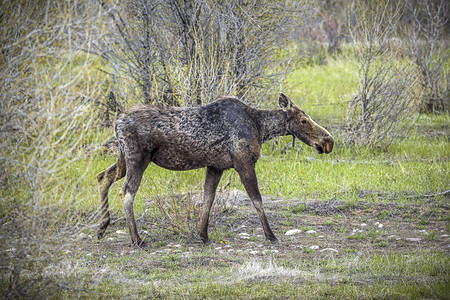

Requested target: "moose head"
[{"left": 278, "top": 92, "right": 334, "bottom": 154}]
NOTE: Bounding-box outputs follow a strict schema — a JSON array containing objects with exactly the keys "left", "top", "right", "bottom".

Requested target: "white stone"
[
  {"left": 239, "top": 232, "right": 250, "bottom": 239},
  {"left": 319, "top": 248, "right": 338, "bottom": 253},
  {"left": 262, "top": 249, "right": 279, "bottom": 254},
  {"left": 309, "top": 245, "right": 320, "bottom": 250},
  {"left": 405, "top": 237, "right": 421, "bottom": 242},
  {"left": 306, "top": 230, "right": 317, "bottom": 234},
  {"left": 285, "top": 229, "right": 302, "bottom": 236}
]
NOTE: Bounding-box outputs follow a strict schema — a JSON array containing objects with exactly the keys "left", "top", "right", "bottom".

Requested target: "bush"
[
  {"left": 404, "top": 0, "right": 449, "bottom": 113},
  {"left": 344, "top": 0, "right": 420, "bottom": 147},
  {"left": 100, "top": 0, "right": 320, "bottom": 107}
]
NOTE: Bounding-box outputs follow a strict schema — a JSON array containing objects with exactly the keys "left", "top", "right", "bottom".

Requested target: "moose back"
[{"left": 96, "top": 93, "right": 334, "bottom": 247}]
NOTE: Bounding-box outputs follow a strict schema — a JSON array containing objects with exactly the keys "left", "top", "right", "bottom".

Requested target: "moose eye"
[{"left": 301, "top": 119, "right": 307, "bottom": 124}]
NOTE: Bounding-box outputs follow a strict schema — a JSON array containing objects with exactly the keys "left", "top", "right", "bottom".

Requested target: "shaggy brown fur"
[{"left": 97, "top": 93, "right": 334, "bottom": 247}]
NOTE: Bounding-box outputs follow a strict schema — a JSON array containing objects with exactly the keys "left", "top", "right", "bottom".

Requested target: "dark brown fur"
[{"left": 96, "top": 93, "right": 334, "bottom": 247}]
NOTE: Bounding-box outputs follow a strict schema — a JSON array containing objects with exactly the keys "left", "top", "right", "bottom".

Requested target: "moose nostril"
[{"left": 322, "top": 136, "right": 334, "bottom": 153}]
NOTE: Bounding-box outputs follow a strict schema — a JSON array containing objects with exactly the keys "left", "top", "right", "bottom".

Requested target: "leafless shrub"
[
  {"left": 404, "top": 0, "right": 449, "bottom": 113},
  {"left": 99, "top": 0, "right": 320, "bottom": 107},
  {"left": 344, "top": 0, "right": 420, "bottom": 147},
  {"left": 151, "top": 191, "right": 202, "bottom": 238},
  {"left": 147, "top": 174, "right": 237, "bottom": 239},
  {"left": 0, "top": 0, "right": 109, "bottom": 296}
]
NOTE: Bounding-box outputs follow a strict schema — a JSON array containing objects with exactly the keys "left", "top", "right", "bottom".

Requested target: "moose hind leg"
[
  {"left": 199, "top": 167, "right": 223, "bottom": 244},
  {"left": 97, "top": 154, "right": 126, "bottom": 239},
  {"left": 237, "top": 167, "right": 278, "bottom": 243},
  {"left": 120, "top": 155, "right": 150, "bottom": 247}
]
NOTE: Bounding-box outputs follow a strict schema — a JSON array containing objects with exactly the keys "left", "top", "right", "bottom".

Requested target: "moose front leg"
[
  {"left": 120, "top": 155, "right": 150, "bottom": 247},
  {"left": 237, "top": 167, "right": 278, "bottom": 243},
  {"left": 199, "top": 166, "right": 223, "bottom": 244}
]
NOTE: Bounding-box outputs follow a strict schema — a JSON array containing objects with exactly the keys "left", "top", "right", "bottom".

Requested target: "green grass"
[
  {"left": 14, "top": 247, "right": 447, "bottom": 299},
  {"left": 77, "top": 117, "right": 448, "bottom": 216},
  {"left": 2, "top": 52, "right": 449, "bottom": 299},
  {"left": 287, "top": 58, "right": 359, "bottom": 123}
]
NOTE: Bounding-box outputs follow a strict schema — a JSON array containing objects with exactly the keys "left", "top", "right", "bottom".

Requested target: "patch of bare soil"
[{"left": 93, "top": 190, "right": 450, "bottom": 265}]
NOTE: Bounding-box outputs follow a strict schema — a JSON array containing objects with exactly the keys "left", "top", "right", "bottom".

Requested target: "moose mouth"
[
  {"left": 315, "top": 143, "right": 334, "bottom": 154},
  {"left": 315, "top": 144, "right": 324, "bottom": 154}
]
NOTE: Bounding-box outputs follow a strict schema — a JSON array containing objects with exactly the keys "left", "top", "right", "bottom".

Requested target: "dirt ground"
[{"left": 93, "top": 190, "right": 450, "bottom": 263}]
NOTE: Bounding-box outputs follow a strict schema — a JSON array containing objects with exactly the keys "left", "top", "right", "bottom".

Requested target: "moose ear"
[{"left": 278, "top": 92, "right": 292, "bottom": 111}]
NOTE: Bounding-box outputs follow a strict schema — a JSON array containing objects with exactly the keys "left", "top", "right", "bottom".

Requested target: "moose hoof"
[
  {"left": 201, "top": 237, "right": 212, "bottom": 245},
  {"left": 97, "top": 228, "right": 107, "bottom": 240},
  {"left": 266, "top": 237, "right": 280, "bottom": 244},
  {"left": 133, "top": 239, "right": 148, "bottom": 249},
  {"left": 97, "top": 220, "right": 110, "bottom": 240}
]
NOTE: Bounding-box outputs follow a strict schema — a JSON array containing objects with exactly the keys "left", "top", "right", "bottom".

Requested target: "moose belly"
[{"left": 151, "top": 147, "right": 233, "bottom": 171}]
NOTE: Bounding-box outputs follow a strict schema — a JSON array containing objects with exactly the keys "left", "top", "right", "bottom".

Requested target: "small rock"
[
  {"left": 215, "top": 247, "right": 222, "bottom": 250},
  {"left": 405, "top": 238, "right": 422, "bottom": 242},
  {"left": 440, "top": 234, "right": 449, "bottom": 238},
  {"left": 306, "top": 230, "right": 317, "bottom": 234},
  {"left": 309, "top": 245, "right": 320, "bottom": 250},
  {"left": 262, "top": 249, "right": 279, "bottom": 254},
  {"left": 361, "top": 223, "right": 368, "bottom": 227},
  {"left": 239, "top": 232, "right": 250, "bottom": 239},
  {"left": 378, "top": 223, "right": 384, "bottom": 228},
  {"left": 320, "top": 248, "right": 338, "bottom": 253},
  {"left": 249, "top": 250, "right": 259, "bottom": 255},
  {"left": 285, "top": 229, "right": 302, "bottom": 236},
  {"left": 116, "top": 230, "right": 126, "bottom": 235}
]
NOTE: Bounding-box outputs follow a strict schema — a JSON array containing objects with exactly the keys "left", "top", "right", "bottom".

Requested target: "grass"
[
  {"left": 82, "top": 128, "right": 447, "bottom": 215},
  {"left": 1, "top": 54, "right": 449, "bottom": 299}
]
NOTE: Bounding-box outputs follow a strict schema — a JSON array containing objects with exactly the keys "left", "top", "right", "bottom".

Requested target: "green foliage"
[{"left": 1, "top": 1, "right": 449, "bottom": 298}]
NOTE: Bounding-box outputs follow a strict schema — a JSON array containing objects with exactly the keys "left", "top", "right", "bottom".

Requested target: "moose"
[{"left": 96, "top": 93, "right": 334, "bottom": 247}]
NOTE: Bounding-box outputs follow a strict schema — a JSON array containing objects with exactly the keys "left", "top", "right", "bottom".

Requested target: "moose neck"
[{"left": 255, "top": 109, "right": 290, "bottom": 143}]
